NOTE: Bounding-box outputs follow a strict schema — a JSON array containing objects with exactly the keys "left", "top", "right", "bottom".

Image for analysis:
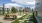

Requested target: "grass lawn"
[
  {"left": 29, "top": 15, "right": 38, "bottom": 23},
  {"left": 33, "top": 15, "right": 38, "bottom": 23},
  {"left": 11, "top": 14, "right": 28, "bottom": 23}
]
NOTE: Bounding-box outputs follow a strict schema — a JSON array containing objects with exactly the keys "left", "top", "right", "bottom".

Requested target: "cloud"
[
  {"left": 11, "top": 0, "right": 35, "bottom": 2},
  {"left": 4, "top": 0, "right": 35, "bottom": 9},
  {"left": 11, "top": 0, "right": 35, "bottom": 4},
  {"left": 5, "top": 3, "right": 21, "bottom": 8},
  {"left": 11, "top": 0, "right": 35, "bottom": 9},
  {"left": 26, "top": 1, "right": 35, "bottom": 5}
]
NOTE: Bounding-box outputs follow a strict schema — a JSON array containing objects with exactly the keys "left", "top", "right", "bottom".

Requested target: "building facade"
[
  {"left": 0, "top": 7, "right": 10, "bottom": 15},
  {"left": 35, "top": 0, "right": 42, "bottom": 14}
]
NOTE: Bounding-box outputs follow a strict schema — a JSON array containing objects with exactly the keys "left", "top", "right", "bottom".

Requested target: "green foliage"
[
  {"left": 29, "top": 13, "right": 38, "bottom": 23},
  {"left": 0, "top": 22, "right": 3, "bottom": 23},
  {"left": 11, "top": 14, "right": 28, "bottom": 23},
  {"left": 11, "top": 7, "right": 17, "bottom": 13},
  {"left": 19, "top": 10, "right": 22, "bottom": 12}
]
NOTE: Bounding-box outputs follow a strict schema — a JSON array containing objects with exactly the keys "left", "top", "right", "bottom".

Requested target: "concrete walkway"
[
  {"left": 0, "top": 15, "right": 12, "bottom": 23},
  {"left": 0, "top": 15, "right": 23, "bottom": 23},
  {"left": 35, "top": 14, "right": 42, "bottom": 23}
]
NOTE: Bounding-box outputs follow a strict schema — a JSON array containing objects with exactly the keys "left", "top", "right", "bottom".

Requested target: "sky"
[{"left": 0, "top": 0, "right": 35, "bottom": 9}]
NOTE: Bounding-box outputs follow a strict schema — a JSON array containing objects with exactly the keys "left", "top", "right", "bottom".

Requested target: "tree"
[
  {"left": 11, "top": 7, "right": 17, "bottom": 13},
  {"left": 19, "top": 9, "right": 22, "bottom": 15}
]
